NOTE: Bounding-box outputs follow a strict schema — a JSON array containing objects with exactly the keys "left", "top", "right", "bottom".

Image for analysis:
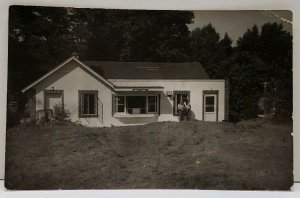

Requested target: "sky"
[{"left": 188, "top": 10, "right": 292, "bottom": 45}]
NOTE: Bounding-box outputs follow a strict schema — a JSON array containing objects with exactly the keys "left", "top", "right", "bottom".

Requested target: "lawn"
[{"left": 5, "top": 120, "right": 293, "bottom": 190}]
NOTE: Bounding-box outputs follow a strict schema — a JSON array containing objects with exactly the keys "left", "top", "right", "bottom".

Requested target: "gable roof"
[
  {"left": 22, "top": 57, "right": 210, "bottom": 93},
  {"left": 83, "top": 61, "right": 210, "bottom": 80},
  {"left": 21, "top": 57, "right": 115, "bottom": 93}
]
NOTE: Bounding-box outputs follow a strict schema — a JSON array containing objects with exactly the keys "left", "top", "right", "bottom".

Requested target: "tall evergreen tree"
[
  {"left": 259, "top": 23, "right": 293, "bottom": 119},
  {"left": 230, "top": 23, "right": 292, "bottom": 120},
  {"left": 214, "top": 32, "right": 233, "bottom": 79},
  {"left": 236, "top": 25, "right": 261, "bottom": 54},
  {"left": 190, "top": 23, "right": 221, "bottom": 77}
]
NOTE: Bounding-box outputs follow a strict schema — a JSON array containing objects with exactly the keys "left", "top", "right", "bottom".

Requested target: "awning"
[{"left": 114, "top": 86, "right": 164, "bottom": 92}]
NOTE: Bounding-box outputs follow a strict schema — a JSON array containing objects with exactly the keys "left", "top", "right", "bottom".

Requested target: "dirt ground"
[{"left": 5, "top": 120, "right": 293, "bottom": 190}]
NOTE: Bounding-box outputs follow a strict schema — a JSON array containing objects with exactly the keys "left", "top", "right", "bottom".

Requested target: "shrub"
[
  {"left": 53, "top": 104, "right": 71, "bottom": 121},
  {"left": 229, "top": 110, "right": 241, "bottom": 123}
]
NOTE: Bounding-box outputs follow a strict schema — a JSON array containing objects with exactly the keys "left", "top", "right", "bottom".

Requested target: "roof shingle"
[{"left": 83, "top": 61, "right": 210, "bottom": 80}]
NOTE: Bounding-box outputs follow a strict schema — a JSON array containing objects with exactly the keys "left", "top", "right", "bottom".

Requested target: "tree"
[
  {"left": 259, "top": 23, "right": 293, "bottom": 120},
  {"left": 236, "top": 25, "right": 261, "bottom": 55},
  {"left": 191, "top": 24, "right": 220, "bottom": 74},
  {"left": 213, "top": 32, "right": 233, "bottom": 79},
  {"left": 218, "top": 33, "right": 233, "bottom": 57},
  {"left": 225, "top": 52, "right": 266, "bottom": 120},
  {"left": 8, "top": 6, "right": 93, "bottom": 126},
  {"left": 84, "top": 10, "right": 194, "bottom": 62},
  {"left": 229, "top": 22, "right": 292, "bottom": 120},
  {"left": 191, "top": 25, "right": 235, "bottom": 79}
]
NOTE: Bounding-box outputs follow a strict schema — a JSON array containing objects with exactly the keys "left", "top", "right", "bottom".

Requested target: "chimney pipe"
[{"left": 71, "top": 52, "right": 79, "bottom": 59}]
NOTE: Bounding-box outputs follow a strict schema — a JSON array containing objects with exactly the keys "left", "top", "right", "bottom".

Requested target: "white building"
[{"left": 22, "top": 56, "right": 229, "bottom": 127}]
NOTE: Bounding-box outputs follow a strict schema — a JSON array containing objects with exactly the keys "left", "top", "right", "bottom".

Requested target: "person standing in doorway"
[
  {"left": 184, "top": 99, "right": 191, "bottom": 120},
  {"left": 178, "top": 99, "right": 185, "bottom": 121}
]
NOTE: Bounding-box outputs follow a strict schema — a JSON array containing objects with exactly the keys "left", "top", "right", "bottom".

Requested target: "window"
[
  {"left": 176, "top": 93, "right": 189, "bottom": 105},
  {"left": 113, "top": 95, "right": 158, "bottom": 114},
  {"left": 79, "top": 91, "right": 98, "bottom": 117},
  {"left": 127, "top": 96, "right": 146, "bottom": 114},
  {"left": 205, "top": 96, "right": 215, "bottom": 112},
  {"left": 173, "top": 91, "right": 190, "bottom": 115},
  {"left": 147, "top": 96, "right": 158, "bottom": 113},
  {"left": 115, "top": 96, "right": 125, "bottom": 113}
]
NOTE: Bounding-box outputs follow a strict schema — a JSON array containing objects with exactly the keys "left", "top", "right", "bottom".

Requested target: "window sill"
[
  {"left": 113, "top": 113, "right": 158, "bottom": 118},
  {"left": 79, "top": 114, "right": 98, "bottom": 118}
]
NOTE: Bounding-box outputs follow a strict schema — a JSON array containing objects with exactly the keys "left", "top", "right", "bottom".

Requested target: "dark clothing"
[
  {"left": 178, "top": 102, "right": 191, "bottom": 121},
  {"left": 185, "top": 103, "right": 191, "bottom": 120},
  {"left": 178, "top": 109, "right": 185, "bottom": 121}
]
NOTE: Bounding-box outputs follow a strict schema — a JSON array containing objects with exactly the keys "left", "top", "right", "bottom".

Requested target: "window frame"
[
  {"left": 205, "top": 95, "right": 216, "bottom": 113},
  {"left": 78, "top": 90, "right": 98, "bottom": 118},
  {"left": 173, "top": 91, "right": 190, "bottom": 115},
  {"left": 147, "top": 95, "right": 158, "bottom": 113},
  {"left": 115, "top": 96, "right": 126, "bottom": 113},
  {"left": 202, "top": 90, "right": 219, "bottom": 121},
  {"left": 113, "top": 95, "right": 158, "bottom": 115}
]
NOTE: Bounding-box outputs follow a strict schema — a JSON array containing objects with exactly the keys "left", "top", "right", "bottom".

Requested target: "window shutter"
[
  {"left": 225, "top": 79, "right": 230, "bottom": 121},
  {"left": 158, "top": 94, "right": 161, "bottom": 116},
  {"left": 78, "top": 91, "right": 82, "bottom": 117},
  {"left": 112, "top": 94, "right": 115, "bottom": 116},
  {"left": 173, "top": 91, "right": 177, "bottom": 116},
  {"left": 95, "top": 91, "right": 98, "bottom": 116}
]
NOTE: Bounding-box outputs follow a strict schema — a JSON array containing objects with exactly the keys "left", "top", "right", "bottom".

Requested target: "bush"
[
  {"left": 7, "top": 110, "right": 21, "bottom": 127},
  {"left": 7, "top": 100, "right": 21, "bottom": 127},
  {"left": 229, "top": 110, "right": 241, "bottom": 123},
  {"left": 53, "top": 104, "right": 71, "bottom": 121}
]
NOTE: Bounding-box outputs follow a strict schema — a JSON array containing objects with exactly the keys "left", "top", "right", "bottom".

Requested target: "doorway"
[
  {"left": 203, "top": 92, "right": 218, "bottom": 121},
  {"left": 44, "top": 90, "right": 64, "bottom": 113}
]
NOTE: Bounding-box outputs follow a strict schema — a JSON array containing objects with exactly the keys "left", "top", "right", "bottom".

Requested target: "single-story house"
[{"left": 22, "top": 55, "right": 229, "bottom": 127}]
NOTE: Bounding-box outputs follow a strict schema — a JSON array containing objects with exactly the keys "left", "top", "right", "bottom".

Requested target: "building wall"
[
  {"left": 110, "top": 79, "right": 226, "bottom": 124},
  {"left": 34, "top": 60, "right": 114, "bottom": 127},
  {"left": 32, "top": 60, "right": 225, "bottom": 127}
]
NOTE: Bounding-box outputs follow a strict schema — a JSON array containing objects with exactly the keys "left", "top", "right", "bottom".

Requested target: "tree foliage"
[
  {"left": 190, "top": 23, "right": 292, "bottom": 121},
  {"left": 235, "top": 23, "right": 292, "bottom": 120}
]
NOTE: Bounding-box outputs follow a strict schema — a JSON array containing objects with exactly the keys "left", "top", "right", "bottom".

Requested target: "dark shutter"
[
  {"left": 173, "top": 91, "right": 177, "bottom": 116},
  {"left": 112, "top": 94, "right": 115, "bottom": 116},
  {"left": 78, "top": 91, "right": 82, "bottom": 117},
  {"left": 158, "top": 94, "right": 161, "bottom": 116},
  {"left": 225, "top": 79, "right": 230, "bottom": 121},
  {"left": 95, "top": 91, "right": 98, "bottom": 116}
]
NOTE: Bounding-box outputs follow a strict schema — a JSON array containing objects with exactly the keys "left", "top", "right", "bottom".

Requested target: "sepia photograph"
[{"left": 5, "top": 6, "right": 293, "bottom": 190}]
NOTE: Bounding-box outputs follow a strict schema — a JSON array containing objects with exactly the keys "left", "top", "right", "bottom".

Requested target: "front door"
[
  {"left": 45, "top": 90, "right": 63, "bottom": 112},
  {"left": 204, "top": 94, "right": 217, "bottom": 121}
]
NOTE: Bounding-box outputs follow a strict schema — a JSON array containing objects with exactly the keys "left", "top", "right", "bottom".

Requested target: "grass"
[{"left": 5, "top": 120, "right": 293, "bottom": 190}]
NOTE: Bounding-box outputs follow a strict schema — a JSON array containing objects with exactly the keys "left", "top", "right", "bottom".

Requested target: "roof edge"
[
  {"left": 83, "top": 60, "right": 202, "bottom": 64},
  {"left": 22, "top": 57, "right": 115, "bottom": 93},
  {"left": 108, "top": 79, "right": 224, "bottom": 82},
  {"left": 22, "top": 57, "right": 76, "bottom": 93}
]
